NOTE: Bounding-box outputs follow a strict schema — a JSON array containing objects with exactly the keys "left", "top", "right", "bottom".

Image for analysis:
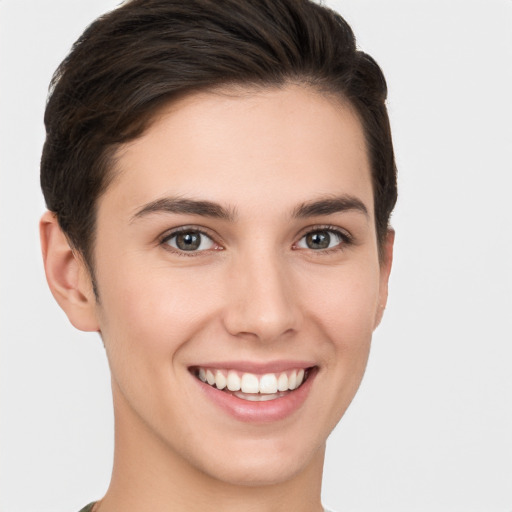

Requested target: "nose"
[{"left": 222, "top": 251, "right": 302, "bottom": 342}]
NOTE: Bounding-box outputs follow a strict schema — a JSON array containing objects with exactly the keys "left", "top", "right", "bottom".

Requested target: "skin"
[{"left": 40, "top": 84, "right": 393, "bottom": 512}]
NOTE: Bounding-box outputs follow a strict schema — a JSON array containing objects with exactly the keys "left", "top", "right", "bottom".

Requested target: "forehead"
[{"left": 102, "top": 85, "right": 373, "bottom": 220}]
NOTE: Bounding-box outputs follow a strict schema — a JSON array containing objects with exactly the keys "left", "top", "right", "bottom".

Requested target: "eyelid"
[
  {"left": 294, "top": 224, "right": 354, "bottom": 251},
  {"left": 159, "top": 225, "right": 224, "bottom": 254},
  {"left": 296, "top": 224, "right": 352, "bottom": 240},
  {"left": 157, "top": 223, "right": 353, "bottom": 255}
]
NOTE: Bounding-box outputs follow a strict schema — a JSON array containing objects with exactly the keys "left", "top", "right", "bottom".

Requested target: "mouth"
[{"left": 189, "top": 366, "right": 314, "bottom": 402}]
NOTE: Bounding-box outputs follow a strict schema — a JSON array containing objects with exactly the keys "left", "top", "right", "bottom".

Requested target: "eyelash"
[
  {"left": 160, "top": 226, "right": 222, "bottom": 257},
  {"left": 159, "top": 225, "right": 353, "bottom": 256},
  {"left": 294, "top": 225, "right": 353, "bottom": 254}
]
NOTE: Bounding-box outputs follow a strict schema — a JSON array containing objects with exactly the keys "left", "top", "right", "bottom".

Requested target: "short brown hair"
[{"left": 41, "top": 0, "right": 397, "bottom": 269}]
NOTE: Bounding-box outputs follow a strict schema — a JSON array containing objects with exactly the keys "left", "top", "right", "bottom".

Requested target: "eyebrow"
[
  {"left": 292, "top": 195, "right": 369, "bottom": 219},
  {"left": 131, "top": 194, "right": 368, "bottom": 223},
  {"left": 131, "top": 197, "right": 236, "bottom": 222}
]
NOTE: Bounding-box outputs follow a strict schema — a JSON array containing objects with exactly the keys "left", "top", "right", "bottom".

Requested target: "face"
[{"left": 90, "top": 85, "right": 392, "bottom": 486}]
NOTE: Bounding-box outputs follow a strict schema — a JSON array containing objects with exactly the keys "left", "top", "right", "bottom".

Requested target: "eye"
[
  {"left": 296, "top": 228, "right": 349, "bottom": 251},
  {"left": 163, "top": 229, "right": 216, "bottom": 252}
]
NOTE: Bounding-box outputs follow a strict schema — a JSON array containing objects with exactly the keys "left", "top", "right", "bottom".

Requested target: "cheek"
[
  {"left": 96, "top": 263, "right": 222, "bottom": 360},
  {"left": 95, "top": 266, "right": 224, "bottom": 419},
  {"left": 291, "top": 262, "right": 380, "bottom": 436},
  {"left": 301, "top": 261, "right": 381, "bottom": 342}
]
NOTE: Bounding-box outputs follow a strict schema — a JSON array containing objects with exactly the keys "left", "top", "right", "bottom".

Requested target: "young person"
[{"left": 39, "top": 1, "right": 397, "bottom": 511}]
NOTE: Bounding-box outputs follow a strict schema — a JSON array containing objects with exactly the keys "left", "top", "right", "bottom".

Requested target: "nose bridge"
[{"left": 223, "top": 246, "right": 300, "bottom": 341}]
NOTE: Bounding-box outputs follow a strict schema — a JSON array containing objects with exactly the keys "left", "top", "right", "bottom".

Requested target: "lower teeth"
[{"left": 232, "top": 390, "right": 288, "bottom": 401}]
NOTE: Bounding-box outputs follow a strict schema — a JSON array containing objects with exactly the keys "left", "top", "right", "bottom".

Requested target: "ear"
[
  {"left": 40, "top": 211, "right": 100, "bottom": 332},
  {"left": 374, "top": 229, "right": 395, "bottom": 329}
]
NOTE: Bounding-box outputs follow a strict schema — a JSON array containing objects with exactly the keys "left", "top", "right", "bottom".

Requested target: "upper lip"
[{"left": 188, "top": 360, "right": 316, "bottom": 374}]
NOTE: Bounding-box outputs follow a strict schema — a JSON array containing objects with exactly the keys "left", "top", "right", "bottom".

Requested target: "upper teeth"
[{"left": 196, "top": 368, "right": 306, "bottom": 394}]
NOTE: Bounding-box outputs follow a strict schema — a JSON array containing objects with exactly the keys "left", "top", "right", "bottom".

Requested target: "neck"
[{"left": 98, "top": 383, "right": 325, "bottom": 512}]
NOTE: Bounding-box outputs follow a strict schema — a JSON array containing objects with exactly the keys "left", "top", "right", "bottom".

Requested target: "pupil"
[
  {"left": 307, "top": 231, "right": 330, "bottom": 249},
  {"left": 177, "top": 232, "right": 200, "bottom": 251}
]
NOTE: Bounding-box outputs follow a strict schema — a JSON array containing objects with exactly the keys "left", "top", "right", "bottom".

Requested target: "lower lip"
[{"left": 194, "top": 368, "right": 317, "bottom": 423}]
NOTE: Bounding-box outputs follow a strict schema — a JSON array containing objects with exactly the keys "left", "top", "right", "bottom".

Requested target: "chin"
[{"left": 186, "top": 431, "right": 325, "bottom": 488}]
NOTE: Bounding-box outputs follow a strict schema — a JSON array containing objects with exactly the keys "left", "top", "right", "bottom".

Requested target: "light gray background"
[{"left": 1, "top": 1, "right": 511, "bottom": 511}]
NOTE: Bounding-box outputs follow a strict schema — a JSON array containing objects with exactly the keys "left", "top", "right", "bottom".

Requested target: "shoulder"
[
  {"left": 77, "top": 503, "right": 96, "bottom": 512},
  {"left": 78, "top": 504, "right": 334, "bottom": 512}
]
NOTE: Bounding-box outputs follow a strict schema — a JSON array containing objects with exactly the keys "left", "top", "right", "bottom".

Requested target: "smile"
[{"left": 192, "top": 367, "right": 311, "bottom": 401}]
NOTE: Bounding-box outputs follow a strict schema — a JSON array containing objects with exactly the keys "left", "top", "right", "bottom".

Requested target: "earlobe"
[
  {"left": 40, "top": 211, "right": 100, "bottom": 332},
  {"left": 374, "top": 229, "right": 395, "bottom": 329}
]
